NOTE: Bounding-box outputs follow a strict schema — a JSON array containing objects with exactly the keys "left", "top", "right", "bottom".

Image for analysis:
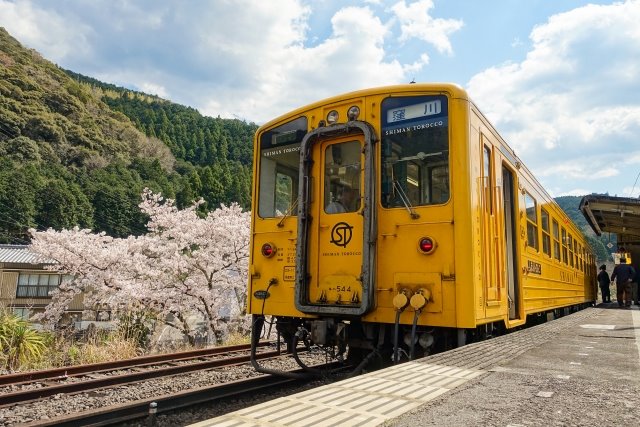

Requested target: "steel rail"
[
  {"left": 0, "top": 348, "right": 284, "bottom": 406},
  {"left": 30, "top": 372, "right": 308, "bottom": 427},
  {"left": 0, "top": 342, "right": 271, "bottom": 386}
]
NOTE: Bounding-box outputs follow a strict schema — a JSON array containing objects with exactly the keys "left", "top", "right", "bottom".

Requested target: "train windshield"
[
  {"left": 381, "top": 95, "right": 449, "bottom": 208},
  {"left": 257, "top": 117, "right": 307, "bottom": 218}
]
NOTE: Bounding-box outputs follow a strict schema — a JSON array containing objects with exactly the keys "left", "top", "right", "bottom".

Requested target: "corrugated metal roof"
[
  {"left": 0, "top": 245, "right": 54, "bottom": 265},
  {"left": 580, "top": 195, "right": 640, "bottom": 244}
]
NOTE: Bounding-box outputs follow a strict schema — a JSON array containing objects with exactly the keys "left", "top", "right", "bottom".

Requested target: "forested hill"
[
  {"left": 554, "top": 195, "right": 613, "bottom": 262},
  {"left": 64, "top": 70, "right": 255, "bottom": 207},
  {"left": 0, "top": 28, "right": 256, "bottom": 243}
]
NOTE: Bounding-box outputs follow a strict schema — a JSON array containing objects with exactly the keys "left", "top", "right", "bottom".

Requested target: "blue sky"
[{"left": 1, "top": 0, "right": 639, "bottom": 198}]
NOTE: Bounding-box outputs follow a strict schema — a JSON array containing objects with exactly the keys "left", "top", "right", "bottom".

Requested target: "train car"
[{"left": 248, "top": 83, "right": 596, "bottom": 374}]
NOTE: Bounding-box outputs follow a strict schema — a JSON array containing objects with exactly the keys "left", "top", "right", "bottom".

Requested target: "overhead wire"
[{"left": 629, "top": 170, "right": 640, "bottom": 198}]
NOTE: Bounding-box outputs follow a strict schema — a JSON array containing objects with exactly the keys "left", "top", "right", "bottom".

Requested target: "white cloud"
[
  {"left": 0, "top": 0, "right": 92, "bottom": 61},
  {"left": 467, "top": 0, "right": 640, "bottom": 196},
  {"left": 391, "top": 0, "right": 463, "bottom": 55},
  {"left": 138, "top": 82, "right": 168, "bottom": 98},
  {"left": 0, "top": 0, "right": 466, "bottom": 124},
  {"left": 200, "top": 4, "right": 408, "bottom": 121}
]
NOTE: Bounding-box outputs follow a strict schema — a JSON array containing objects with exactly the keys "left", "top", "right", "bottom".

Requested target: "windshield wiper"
[
  {"left": 393, "top": 180, "right": 420, "bottom": 219},
  {"left": 277, "top": 197, "right": 299, "bottom": 228}
]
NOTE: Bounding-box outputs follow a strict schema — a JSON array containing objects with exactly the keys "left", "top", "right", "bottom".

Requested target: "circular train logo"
[{"left": 330, "top": 222, "right": 353, "bottom": 248}]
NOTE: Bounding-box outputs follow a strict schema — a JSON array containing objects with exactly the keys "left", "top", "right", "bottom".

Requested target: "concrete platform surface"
[{"left": 391, "top": 306, "right": 640, "bottom": 426}]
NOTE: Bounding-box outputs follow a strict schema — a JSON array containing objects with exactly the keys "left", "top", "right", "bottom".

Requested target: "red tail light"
[
  {"left": 261, "top": 243, "right": 277, "bottom": 258},
  {"left": 418, "top": 237, "right": 436, "bottom": 254}
]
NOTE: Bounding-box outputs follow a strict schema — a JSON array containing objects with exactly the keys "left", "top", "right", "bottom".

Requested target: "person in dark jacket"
[
  {"left": 611, "top": 259, "right": 636, "bottom": 308},
  {"left": 597, "top": 264, "right": 611, "bottom": 303},
  {"left": 633, "top": 266, "right": 640, "bottom": 305}
]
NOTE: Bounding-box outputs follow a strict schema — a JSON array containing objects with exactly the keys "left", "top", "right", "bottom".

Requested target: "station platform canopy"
[{"left": 580, "top": 194, "right": 640, "bottom": 247}]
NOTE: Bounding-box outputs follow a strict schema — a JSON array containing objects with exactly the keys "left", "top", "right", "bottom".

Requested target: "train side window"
[
  {"left": 568, "top": 234, "right": 574, "bottom": 267},
  {"left": 541, "top": 209, "right": 551, "bottom": 257},
  {"left": 552, "top": 219, "right": 561, "bottom": 261},
  {"left": 579, "top": 244, "right": 584, "bottom": 271},
  {"left": 561, "top": 227, "right": 568, "bottom": 264},
  {"left": 524, "top": 192, "right": 538, "bottom": 250},
  {"left": 483, "top": 145, "right": 492, "bottom": 213}
]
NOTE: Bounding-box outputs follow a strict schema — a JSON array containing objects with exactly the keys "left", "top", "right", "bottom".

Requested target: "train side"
[{"left": 248, "top": 84, "right": 595, "bottom": 369}]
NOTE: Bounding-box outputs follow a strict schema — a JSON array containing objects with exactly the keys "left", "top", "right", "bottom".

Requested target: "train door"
[
  {"left": 311, "top": 139, "right": 364, "bottom": 306},
  {"left": 502, "top": 165, "right": 520, "bottom": 319},
  {"left": 480, "top": 139, "right": 501, "bottom": 305},
  {"left": 295, "top": 123, "right": 377, "bottom": 316}
]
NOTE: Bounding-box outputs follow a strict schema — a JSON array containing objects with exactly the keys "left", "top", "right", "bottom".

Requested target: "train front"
[{"left": 248, "top": 85, "right": 469, "bottom": 375}]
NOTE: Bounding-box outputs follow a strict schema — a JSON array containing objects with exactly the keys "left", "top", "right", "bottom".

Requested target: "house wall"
[{"left": 0, "top": 268, "right": 85, "bottom": 316}]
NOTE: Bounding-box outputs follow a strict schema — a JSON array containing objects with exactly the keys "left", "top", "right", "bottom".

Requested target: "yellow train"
[{"left": 248, "top": 84, "right": 596, "bottom": 373}]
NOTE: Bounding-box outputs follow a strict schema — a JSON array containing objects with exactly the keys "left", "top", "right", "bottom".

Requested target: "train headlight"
[
  {"left": 261, "top": 242, "right": 277, "bottom": 258},
  {"left": 418, "top": 237, "right": 437, "bottom": 254},
  {"left": 327, "top": 110, "right": 339, "bottom": 124},
  {"left": 347, "top": 106, "right": 360, "bottom": 121}
]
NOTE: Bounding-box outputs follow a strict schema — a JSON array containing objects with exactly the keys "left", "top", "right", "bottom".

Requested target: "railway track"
[
  {"left": 0, "top": 344, "right": 337, "bottom": 426},
  {"left": 28, "top": 368, "right": 310, "bottom": 427},
  {"left": 0, "top": 342, "right": 277, "bottom": 407}
]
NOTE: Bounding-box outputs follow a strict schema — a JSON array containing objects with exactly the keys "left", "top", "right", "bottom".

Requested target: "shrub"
[
  {"left": 118, "top": 311, "right": 154, "bottom": 349},
  {"left": 0, "top": 310, "right": 49, "bottom": 371}
]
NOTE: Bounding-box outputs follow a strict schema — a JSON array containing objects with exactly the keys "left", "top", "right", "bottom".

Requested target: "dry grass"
[
  {"left": 20, "top": 329, "right": 140, "bottom": 371},
  {"left": 223, "top": 331, "right": 251, "bottom": 346}
]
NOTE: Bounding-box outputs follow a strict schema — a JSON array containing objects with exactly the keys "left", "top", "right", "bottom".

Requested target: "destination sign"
[
  {"left": 387, "top": 99, "right": 442, "bottom": 123},
  {"left": 271, "top": 129, "right": 305, "bottom": 146}
]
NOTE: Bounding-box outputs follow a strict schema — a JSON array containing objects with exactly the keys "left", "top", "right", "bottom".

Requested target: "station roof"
[{"left": 579, "top": 194, "right": 640, "bottom": 245}]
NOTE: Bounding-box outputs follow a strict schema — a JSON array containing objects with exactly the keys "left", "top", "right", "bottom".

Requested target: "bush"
[
  {"left": 0, "top": 310, "right": 49, "bottom": 371},
  {"left": 118, "top": 311, "right": 154, "bottom": 349}
]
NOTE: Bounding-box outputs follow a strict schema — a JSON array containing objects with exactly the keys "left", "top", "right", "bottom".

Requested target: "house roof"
[{"left": 0, "top": 245, "right": 54, "bottom": 265}]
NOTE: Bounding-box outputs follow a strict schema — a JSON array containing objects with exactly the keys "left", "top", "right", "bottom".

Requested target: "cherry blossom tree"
[{"left": 29, "top": 189, "right": 250, "bottom": 345}]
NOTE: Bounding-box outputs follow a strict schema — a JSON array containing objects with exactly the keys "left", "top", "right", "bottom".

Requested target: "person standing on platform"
[
  {"left": 611, "top": 258, "right": 635, "bottom": 308},
  {"left": 597, "top": 264, "right": 611, "bottom": 303},
  {"left": 633, "top": 265, "right": 640, "bottom": 305}
]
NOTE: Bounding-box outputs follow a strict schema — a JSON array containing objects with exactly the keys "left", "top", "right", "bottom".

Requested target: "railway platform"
[{"left": 190, "top": 305, "right": 640, "bottom": 427}]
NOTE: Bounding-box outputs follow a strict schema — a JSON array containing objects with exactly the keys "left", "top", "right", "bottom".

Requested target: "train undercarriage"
[{"left": 250, "top": 303, "right": 592, "bottom": 378}]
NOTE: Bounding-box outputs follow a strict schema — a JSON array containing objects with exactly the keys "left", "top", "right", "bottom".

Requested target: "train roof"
[{"left": 258, "top": 83, "right": 469, "bottom": 131}]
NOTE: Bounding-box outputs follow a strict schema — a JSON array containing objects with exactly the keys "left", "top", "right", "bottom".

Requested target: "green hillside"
[{"left": 0, "top": 28, "right": 256, "bottom": 242}]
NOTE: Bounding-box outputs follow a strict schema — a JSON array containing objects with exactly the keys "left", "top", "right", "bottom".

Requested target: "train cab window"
[
  {"left": 541, "top": 209, "right": 551, "bottom": 257},
  {"left": 381, "top": 95, "right": 449, "bottom": 208},
  {"left": 324, "top": 141, "right": 361, "bottom": 214},
  {"left": 258, "top": 117, "right": 307, "bottom": 218},
  {"left": 561, "top": 227, "right": 568, "bottom": 264},
  {"left": 524, "top": 192, "right": 538, "bottom": 250},
  {"left": 552, "top": 219, "right": 561, "bottom": 261}
]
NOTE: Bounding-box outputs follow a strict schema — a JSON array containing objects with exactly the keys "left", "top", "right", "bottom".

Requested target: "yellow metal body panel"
[{"left": 248, "top": 83, "right": 596, "bottom": 331}]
